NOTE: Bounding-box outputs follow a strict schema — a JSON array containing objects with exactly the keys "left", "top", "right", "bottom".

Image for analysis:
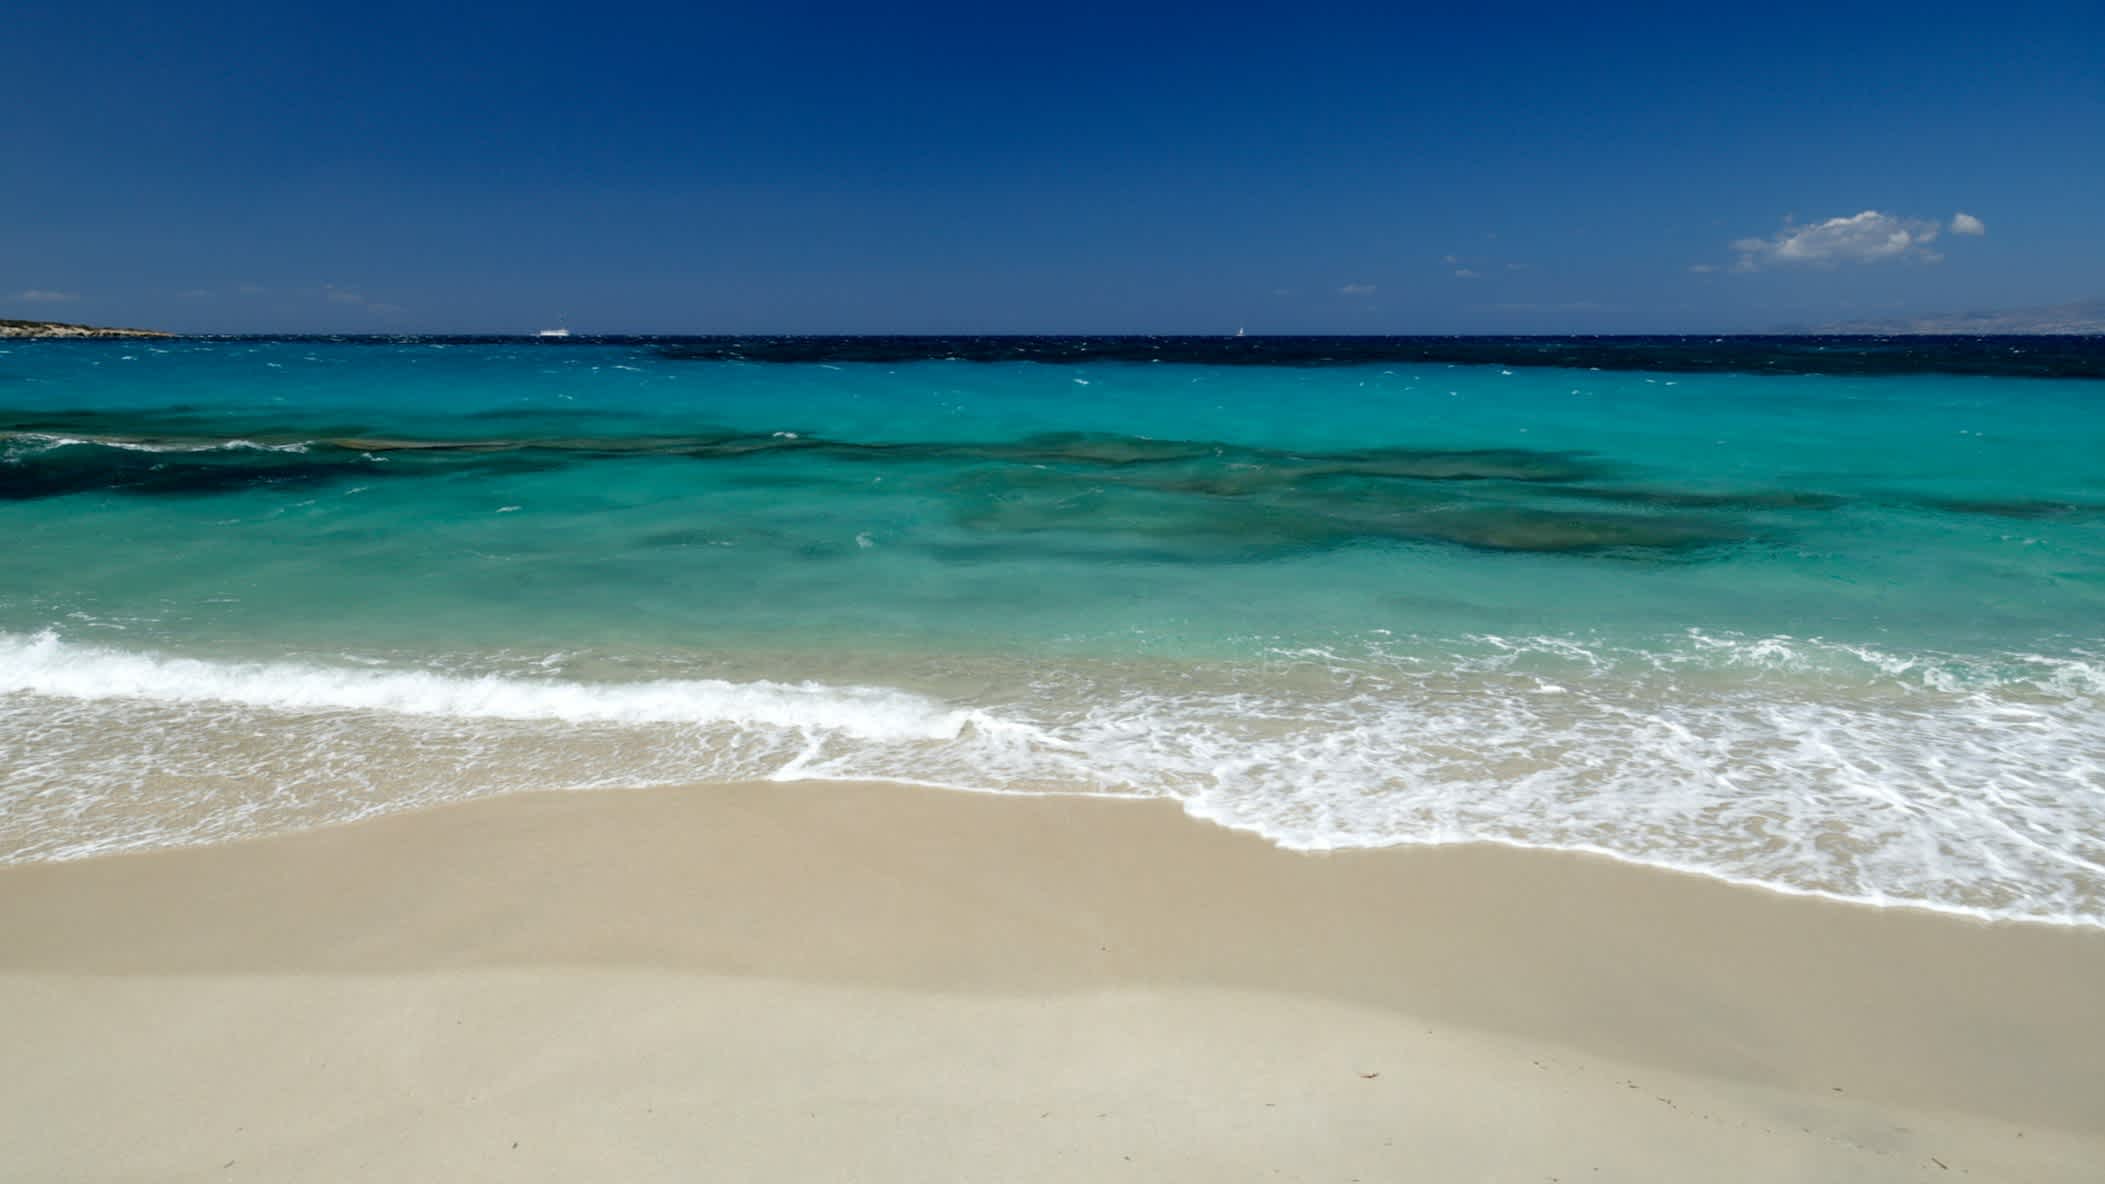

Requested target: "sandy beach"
[
  {"left": 15, "top": 1, "right": 2104, "bottom": 1178},
  {"left": 3, "top": 781, "right": 2102, "bottom": 1181}
]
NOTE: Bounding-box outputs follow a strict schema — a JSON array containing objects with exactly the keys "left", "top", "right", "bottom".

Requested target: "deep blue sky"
[{"left": 4, "top": 1, "right": 2099, "bottom": 333}]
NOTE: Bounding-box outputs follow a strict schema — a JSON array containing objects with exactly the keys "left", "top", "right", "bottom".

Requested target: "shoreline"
[
  {"left": 4, "top": 779, "right": 2102, "bottom": 1179},
  {"left": 13, "top": 772, "right": 2100, "bottom": 932},
  {"left": 9, "top": 629, "right": 2101, "bottom": 929}
]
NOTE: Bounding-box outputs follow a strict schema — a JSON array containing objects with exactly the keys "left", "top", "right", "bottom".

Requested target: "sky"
[{"left": 3, "top": 1, "right": 2100, "bottom": 334}]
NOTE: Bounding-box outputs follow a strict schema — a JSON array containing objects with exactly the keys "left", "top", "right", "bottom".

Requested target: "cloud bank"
[
  {"left": 1727, "top": 209, "right": 1984, "bottom": 272},
  {"left": 14, "top": 289, "right": 80, "bottom": 303}
]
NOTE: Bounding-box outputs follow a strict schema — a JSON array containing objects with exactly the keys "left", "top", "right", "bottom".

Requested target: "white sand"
[{"left": 4, "top": 781, "right": 2101, "bottom": 1180}]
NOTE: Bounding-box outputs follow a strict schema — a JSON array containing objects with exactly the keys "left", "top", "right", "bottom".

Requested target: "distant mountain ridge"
[
  {"left": 0, "top": 318, "right": 172, "bottom": 339},
  {"left": 1816, "top": 299, "right": 2105, "bottom": 335}
]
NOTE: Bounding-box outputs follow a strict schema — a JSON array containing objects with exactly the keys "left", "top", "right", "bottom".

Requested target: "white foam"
[
  {"left": 0, "top": 432, "right": 310, "bottom": 455},
  {"left": 3, "top": 630, "right": 2101, "bottom": 927},
  {"left": 0, "top": 631, "right": 980, "bottom": 740}
]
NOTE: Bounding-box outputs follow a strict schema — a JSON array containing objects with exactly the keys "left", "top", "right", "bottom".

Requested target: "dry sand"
[{"left": 3, "top": 780, "right": 2101, "bottom": 1180}]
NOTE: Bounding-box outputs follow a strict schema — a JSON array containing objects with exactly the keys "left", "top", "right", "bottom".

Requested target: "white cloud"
[
  {"left": 15, "top": 289, "right": 79, "bottom": 303},
  {"left": 1441, "top": 255, "right": 1458, "bottom": 265},
  {"left": 1729, "top": 210, "right": 1948, "bottom": 271},
  {"left": 1453, "top": 268, "right": 1479, "bottom": 279},
  {"left": 1338, "top": 283, "right": 1377, "bottom": 296},
  {"left": 176, "top": 288, "right": 214, "bottom": 300},
  {"left": 1950, "top": 211, "right": 1986, "bottom": 236},
  {"left": 1688, "top": 263, "right": 1718, "bottom": 274},
  {"left": 325, "top": 286, "right": 367, "bottom": 304},
  {"left": 237, "top": 283, "right": 268, "bottom": 295},
  {"left": 1504, "top": 262, "right": 1528, "bottom": 271}
]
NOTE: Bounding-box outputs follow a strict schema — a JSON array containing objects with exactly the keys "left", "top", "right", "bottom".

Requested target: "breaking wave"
[{"left": 3, "top": 630, "right": 2101, "bottom": 927}]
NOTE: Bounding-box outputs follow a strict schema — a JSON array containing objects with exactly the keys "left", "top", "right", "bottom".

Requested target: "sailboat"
[{"left": 535, "top": 327, "right": 572, "bottom": 339}]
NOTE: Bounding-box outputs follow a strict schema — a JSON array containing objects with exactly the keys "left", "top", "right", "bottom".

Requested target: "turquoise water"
[{"left": 4, "top": 337, "right": 2102, "bottom": 923}]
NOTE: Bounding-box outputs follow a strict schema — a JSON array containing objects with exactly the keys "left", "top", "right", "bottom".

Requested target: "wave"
[
  {"left": 0, "top": 630, "right": 987, "bottom": 740},
  {"left": 3, "top": 630, "right": 2102, "bottom": 926},
  {"left": 0, "top": 432, "right": 309, "bottom": 455}
]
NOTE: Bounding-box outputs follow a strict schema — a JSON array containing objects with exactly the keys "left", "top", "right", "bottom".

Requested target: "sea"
[{"left": 3, "top": 335, "right": 2101, "bottom": 925}]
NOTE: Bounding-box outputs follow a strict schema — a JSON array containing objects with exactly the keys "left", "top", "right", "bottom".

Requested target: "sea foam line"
[
  {"left": 0, "top": 631, "right": 986, "bottom": 741},
  {"left": 3, "top": 631, "right": 2102, "bottom": 928},
  {"left": 0, "top": 432, "right": 310, "bottom": 455}
]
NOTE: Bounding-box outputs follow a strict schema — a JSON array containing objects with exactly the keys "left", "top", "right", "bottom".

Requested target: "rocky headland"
[{"left": 0, "top": 318, "right": 174, "bottom": 339}]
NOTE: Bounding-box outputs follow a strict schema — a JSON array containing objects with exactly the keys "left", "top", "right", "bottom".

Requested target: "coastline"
[
  {"left": 4, "top": 780, "right": 2100, "bottom": 1180},
  {"left": 0, "top": 318, "right": 172, "bottom": 339}
]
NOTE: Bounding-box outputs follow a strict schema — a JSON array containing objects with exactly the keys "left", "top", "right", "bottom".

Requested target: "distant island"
[
  {"left": 1814, "top": 298, "right": 2105, "bottom": 335},
  {"left": 0, "top": 318, "right": 173, "bottom": 339}
]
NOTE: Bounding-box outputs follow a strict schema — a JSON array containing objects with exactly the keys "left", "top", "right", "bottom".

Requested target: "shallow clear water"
[{"left": 3, "top": 336, "right": 2101, "bottom": 923}]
